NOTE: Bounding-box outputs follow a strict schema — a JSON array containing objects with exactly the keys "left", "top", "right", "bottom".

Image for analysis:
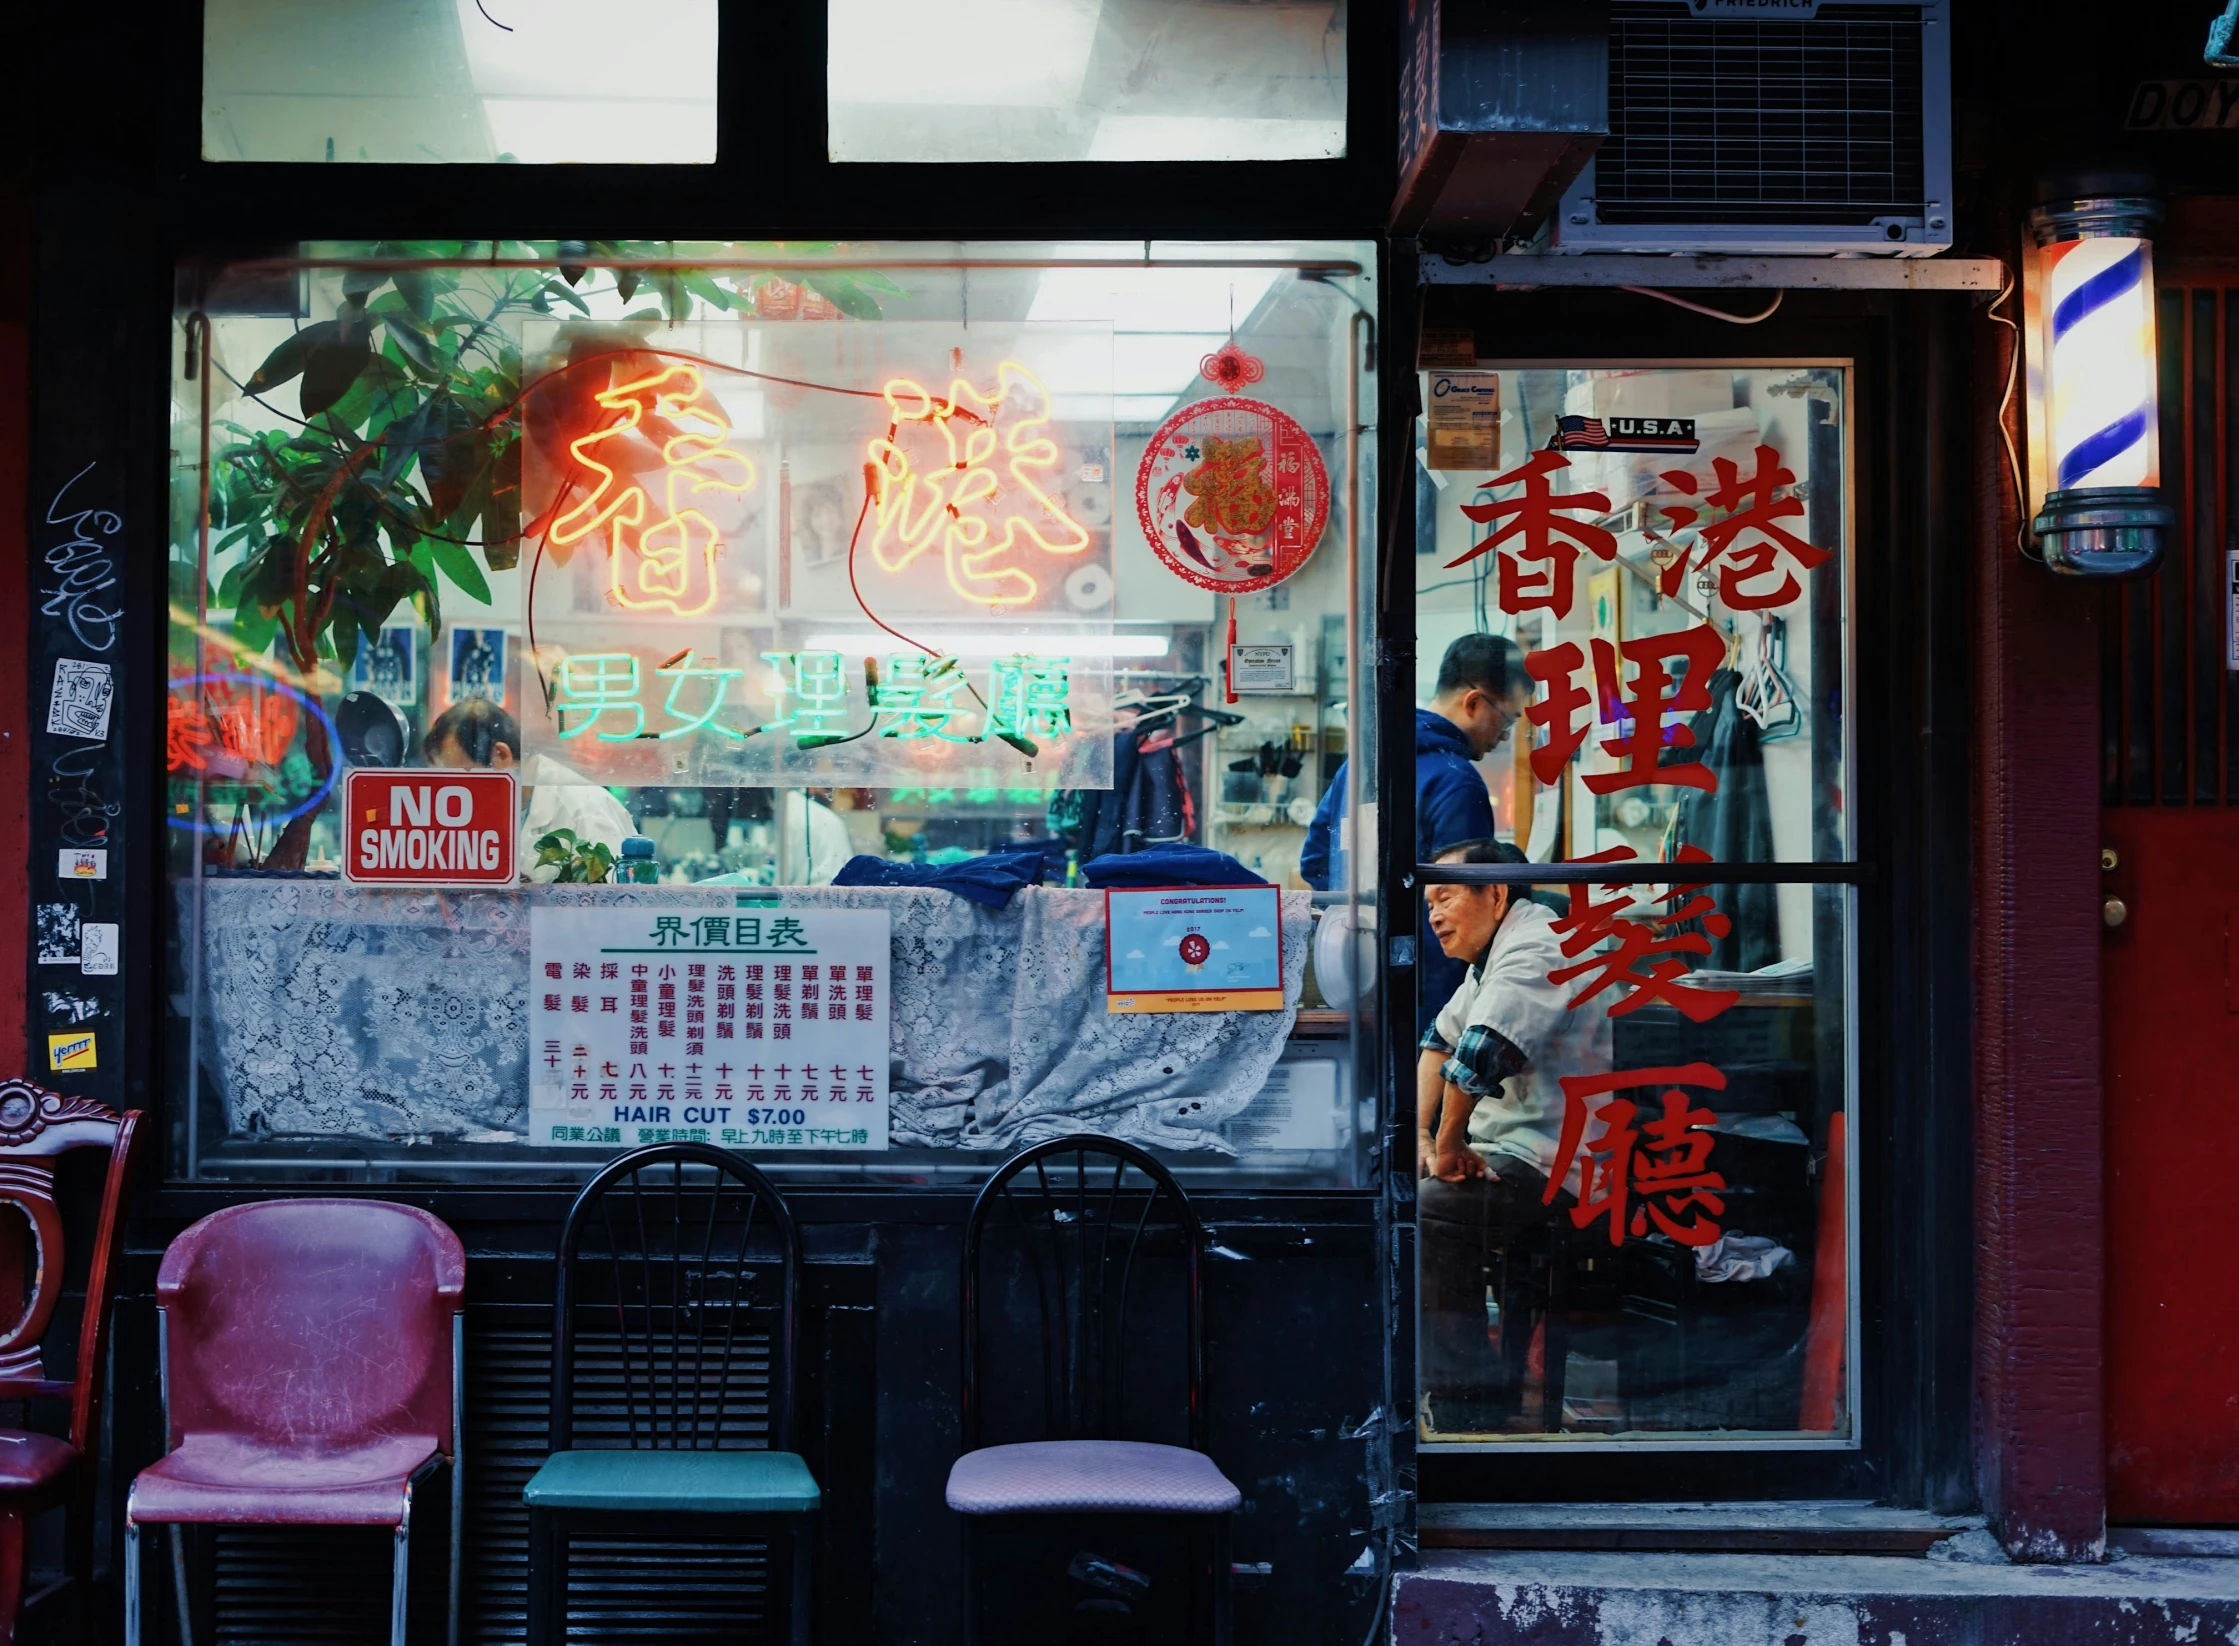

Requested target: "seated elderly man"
[{"left": 1416, "top": 837, "right": 1611, "bottom": 1434}]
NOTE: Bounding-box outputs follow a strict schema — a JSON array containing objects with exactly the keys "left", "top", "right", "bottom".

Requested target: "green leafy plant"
[{"left": 530, "top": 828, "right": 617, "bottom": 884}]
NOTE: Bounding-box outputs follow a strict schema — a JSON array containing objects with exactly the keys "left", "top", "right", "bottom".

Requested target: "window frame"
[
  {"left": 1385, "top": 284, "right": 1975, "bottom": 1509},
  {"left": 163, "top": 0, "right": 1399, "bottom": 243}
]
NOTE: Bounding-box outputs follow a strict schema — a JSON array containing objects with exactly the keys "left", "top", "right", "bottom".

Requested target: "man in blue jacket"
[{"left": 1300, "top": 633, "right": 1529, "bottom": 1031}]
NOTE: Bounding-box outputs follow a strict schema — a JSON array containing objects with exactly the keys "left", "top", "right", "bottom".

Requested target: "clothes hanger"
[{"left": 1735, "top": 614, "right": 1802, "bottom": 739}]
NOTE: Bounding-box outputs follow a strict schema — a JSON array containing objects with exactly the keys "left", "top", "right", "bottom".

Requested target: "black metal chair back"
[
  {"left": 961, "top": 1135, "right": 1208, "bottom": 1454},
  {"left": 550, "top": 1143, "right": 801, "bottom": 1455}
]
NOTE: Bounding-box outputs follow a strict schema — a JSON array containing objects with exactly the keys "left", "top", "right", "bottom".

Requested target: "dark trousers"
[{"left": 1418, "top": 1154, "right": 1569, "bottom": 1426}]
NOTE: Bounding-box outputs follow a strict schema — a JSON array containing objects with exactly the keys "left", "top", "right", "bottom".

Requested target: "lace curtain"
[{"left": 187, "top": 880, "right": 1310, "bottom": 1154}]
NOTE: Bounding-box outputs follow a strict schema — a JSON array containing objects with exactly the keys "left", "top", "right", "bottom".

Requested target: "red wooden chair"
[
  {"left": 124, "top": 1201, "right": 464, "bottom": 1646},
  {"left": 0, "top": 1080, "right": 142, "bottom": 1646}
]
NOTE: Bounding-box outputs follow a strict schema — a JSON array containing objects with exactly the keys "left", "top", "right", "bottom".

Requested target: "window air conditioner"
[{"left": 1549, "top": 0, "right": 1952, "bottom": 257}]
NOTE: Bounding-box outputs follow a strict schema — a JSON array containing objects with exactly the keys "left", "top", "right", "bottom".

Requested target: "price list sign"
[{"left": 529, "top": 906, "right": 892, "bottom": 1152}]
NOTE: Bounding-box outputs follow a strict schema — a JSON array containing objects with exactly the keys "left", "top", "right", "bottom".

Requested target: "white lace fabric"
[{"left": 187, "top": 881, "right": 1310, "bottom": 1155}]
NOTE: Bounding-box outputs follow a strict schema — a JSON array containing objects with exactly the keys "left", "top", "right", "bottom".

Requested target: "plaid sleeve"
[
  {"left": 1441, "top": 1024, "right": 1528, "bottom": 1097},
  {"left": 1420, "top": 1025, "right": 1455, "bottom": 1055}
]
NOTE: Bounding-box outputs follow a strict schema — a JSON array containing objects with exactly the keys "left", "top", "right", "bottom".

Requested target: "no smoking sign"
[{"left": 343, "top": 768, "right": 518, "bottom": 887}]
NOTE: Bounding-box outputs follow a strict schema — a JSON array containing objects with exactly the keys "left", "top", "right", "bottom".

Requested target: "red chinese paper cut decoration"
[
  {"left": 1136, "top": 397, "right": 1330, "bottom": 595},
  {"left": 1199, "top": 342, "right": 1266, "bottom": 393}
]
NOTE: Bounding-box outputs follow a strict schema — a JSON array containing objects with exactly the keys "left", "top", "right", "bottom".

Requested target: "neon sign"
[
  {"left": 867, "top": 361, "right": 1090, "bottom": 606},
  {"left": 164, "top": 673, "right": 341, "bottom": 833},
  {"left": 549, "top": 363, "right": 756, "bottom": 618},
  {"left": 549, "top": 649, "right": 1072, "bottom": 748}
]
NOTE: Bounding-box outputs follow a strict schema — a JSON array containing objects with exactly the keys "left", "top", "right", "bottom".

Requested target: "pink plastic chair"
[{"left": 124, "top": 1201, "right": 465, "bottom": 1646}]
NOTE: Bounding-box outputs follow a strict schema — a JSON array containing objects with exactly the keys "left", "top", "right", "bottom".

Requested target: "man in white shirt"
[
  {"left": 422, "top": 698, "right": 638, "bottom": 878},
  {"left": 1416, "top": 837, "right": 1612, "bottom": 1434}
]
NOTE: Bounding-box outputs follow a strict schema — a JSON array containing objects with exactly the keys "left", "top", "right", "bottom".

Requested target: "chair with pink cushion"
[
  {"left": 948, "top": 1136, "right": 1240, "bottom": 1645},
  {"left": 124, "top": 1200, "right": 466, "bottom": 1646}
]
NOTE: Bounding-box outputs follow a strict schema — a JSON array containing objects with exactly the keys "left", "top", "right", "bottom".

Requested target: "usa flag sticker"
[{"left": 1551, "top": 416, "right": 1701, "bottom": 455}]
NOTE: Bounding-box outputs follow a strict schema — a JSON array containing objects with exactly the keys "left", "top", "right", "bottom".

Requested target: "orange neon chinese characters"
[
  {"left": 867, "top": 361, "right": 1090, "bottom": 606},
  {"left": 548, "top": 363, "right": 756, "bottom": 619}
]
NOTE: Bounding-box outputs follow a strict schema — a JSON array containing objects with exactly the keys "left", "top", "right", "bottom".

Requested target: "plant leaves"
[
  {"left": 415, "top": 396, "right": 484, "bottom": 523},
  {"left": 428, "top": 534, "right": 492, "bottom": 605},
  {"left": 245, "top": 322, "right": 337, "bottom": 395},
  {"left": 615, "top": 269, "right": 640, "bottom": 303},
  {"left": 300, "top": 328, "right": 373, "bottom": 418},
  {"left": 542, "top": 279, "right": 590, "bottom": 315},
  {"left": 393, "top": 267, "right": 438, "bottom": 319},
  {"left": 379, "top": 310, "right": 447, "bottom": 377},
  {"left": 680, "top": 271, "right": 734, "bottom": 312},
  {"left": 802, "top": 274, "right": 882, "bottom": 320}
]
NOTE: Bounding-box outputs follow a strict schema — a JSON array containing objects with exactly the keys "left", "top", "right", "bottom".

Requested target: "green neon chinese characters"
[{"left": 550, "top": 648, "right": 1073, "bottom": 746}]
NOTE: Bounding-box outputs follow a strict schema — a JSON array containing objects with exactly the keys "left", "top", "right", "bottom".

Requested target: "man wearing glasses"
[{"left": 1300, "top": 633, "right": 1528, "bottom": 1031}]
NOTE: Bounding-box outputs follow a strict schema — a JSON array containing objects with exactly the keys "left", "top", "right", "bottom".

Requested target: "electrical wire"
[
  {"left": 1619, "top": 285, "right": 1786, "bottom": 325},
  {"left": 1983, "top": 261, "right": 2039, "bottom": 563}
]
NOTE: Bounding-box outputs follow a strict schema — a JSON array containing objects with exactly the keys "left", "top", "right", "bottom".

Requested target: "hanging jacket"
[{"left": 1668, "top": 667, "right": 1781, "bottom": 973}]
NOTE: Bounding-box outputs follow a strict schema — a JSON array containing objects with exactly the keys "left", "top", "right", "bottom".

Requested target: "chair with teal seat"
[{"left": 524, "top": 1143, "right": 817, "bottom": 1646}]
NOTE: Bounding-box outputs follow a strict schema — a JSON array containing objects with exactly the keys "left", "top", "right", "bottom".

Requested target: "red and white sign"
[{"left": 343, "top": 769, "right": 518, "bottom": 887}]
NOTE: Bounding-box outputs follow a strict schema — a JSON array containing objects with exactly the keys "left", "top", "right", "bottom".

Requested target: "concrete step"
[{"left": 1397, "top": 1548, "right": 2239, "bottom": 1645}]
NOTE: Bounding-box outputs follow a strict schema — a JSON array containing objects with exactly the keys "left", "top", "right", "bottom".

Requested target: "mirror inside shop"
[{"left": 165, "top": 241, "right": 1380, "bottom": 1184}]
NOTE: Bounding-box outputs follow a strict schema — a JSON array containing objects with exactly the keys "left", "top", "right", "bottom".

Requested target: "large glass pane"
[
  {"left": 166, "top": 241, "right": 1378, "bottom": 1187},
  {"left": 826, "top": 0, "right": 1347, "bottom": 163},
  {"left": 203, "top": 0, "right": 719, "bottom": 163},
  {"left": 1411, "top": 361, "right": 1854, "bottom": 1445}
]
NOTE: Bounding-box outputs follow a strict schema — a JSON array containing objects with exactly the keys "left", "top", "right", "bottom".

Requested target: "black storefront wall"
[
  {"left": 21, "top": 0, "right": 1412, "bottom": 1640},
  {"left": 102, "top": 1195, "right": 1387, "bottom": 1646}
]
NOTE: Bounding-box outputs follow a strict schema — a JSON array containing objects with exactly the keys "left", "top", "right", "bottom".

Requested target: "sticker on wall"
[
  {"left": 1550, "top": 415, "right": 1701, "bottom": 456},
  {"left": 46, "top": 1033, "right": 96, "bottom": 1073},
  {"left": 1136, "top": 396, "right": 1331, "bottom": 596},
  {"left": 46, "top": 658, "right": 114, "bottom": 741},
  {"left": 41, "top": 992, "right": 103, "bottom": 1026},
  {"left": 34, "top": 903, "right": 79, "bottom": 966},
  {"left": 1426, "top": 373, "right": 1501, "bottom": 471},
  {"left": 58, "top": 849, "right": 106, "bottom": 881},
  {"left": 79, "top": 923, "right": 118, "bottom": 977}
]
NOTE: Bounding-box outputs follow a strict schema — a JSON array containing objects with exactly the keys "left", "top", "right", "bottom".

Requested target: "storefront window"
[
  {"left": 203, "top": 0, "right": 721, "bottom": 163},
  {"left": 167, "top": 241, "right": 1378, "bottom": 1187},
  {"left": 826, "top": 0, "right": 1348, "bottom": 163},
  {"left": 1413, "top": 362, "right": 1855, "bottom": 1445}
]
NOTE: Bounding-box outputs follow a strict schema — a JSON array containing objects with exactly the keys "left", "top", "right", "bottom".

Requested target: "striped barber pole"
[{"left": 2044, "top": 235, "right": 2162, "bottom": 491}]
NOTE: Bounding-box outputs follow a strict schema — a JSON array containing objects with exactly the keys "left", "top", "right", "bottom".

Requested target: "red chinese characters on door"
[{"left": 343, "top": 769, "right": 517, "bottom": 886}]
